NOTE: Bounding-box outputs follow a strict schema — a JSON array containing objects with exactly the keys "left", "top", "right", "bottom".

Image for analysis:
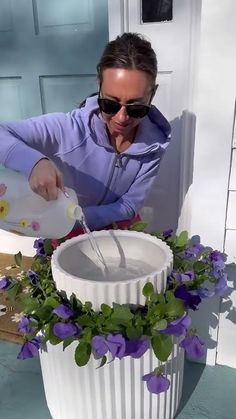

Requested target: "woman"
[{"left": 0, "top": 33, "right": 170, "bottom": 234}]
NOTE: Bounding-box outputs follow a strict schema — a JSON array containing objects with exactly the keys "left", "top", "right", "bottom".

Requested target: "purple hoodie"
[{"left": 0, "top": 95, "right": 170, "bottom": 230}]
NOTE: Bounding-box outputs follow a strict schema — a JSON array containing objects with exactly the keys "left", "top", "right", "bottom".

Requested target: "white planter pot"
[{"left": 39, "top": 230, "right": 184, "bottom": 419}]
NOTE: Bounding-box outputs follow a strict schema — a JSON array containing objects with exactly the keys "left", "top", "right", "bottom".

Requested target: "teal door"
[{"left": 0, "top": 0, "right": 108, "bottom": 120}]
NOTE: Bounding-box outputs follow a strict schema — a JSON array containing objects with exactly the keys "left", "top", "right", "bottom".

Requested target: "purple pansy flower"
[
  {"left": 53, "top": 322, "right": 82, "bottom": 339},
  {"left": 53, "top": 304, "right": 74, "bottom": 319},
  {"left": 196, "top": 273, "right": 228, "bottom": 299},
  {"left": 214, "top": 274, "right": 228, "bottom": 296},
  {"left": 174, "top": 284, "right": 201, "bottom": 310},
  {"left": 142, "top": 372, "right": 170, "bottom": 394},
  {"left": 92, "top": 336, "right": 108, "bottom": 357},
  {"left": 124, "top": 338, "right": 149, "bottom": 358},
  {"left": 180, "top": 334, "right": 205, "bottom": 358},
  {"left": 172, "top": 271, "right": 195, "bottom": 283},
  {"left": 210, "top": 250, "right": 226, "bottom": 269},
  {"left": 92, "top": 334, "right": 126, "bottom": 359},
  {"left": 33, "top": 238, "right": 47, "bottom": 257},
  {"left": 163, "top": 314, "right": 192, "bottom": 336},
  {"left": 18, "top": 316, "right": 31, "bottom": 333},
  {"left": 163, "top": 229, "right": 173, "bottom": 240},
  {"left": 27, "top": 270, "right": 39, "bottom": 286},
  {"left": 17, "top": 336, "right": 42, "bottom": 360},
  {"left": 184, "top": 244, "right": 204, "bottom": 258},
  {"left": 0, "top": 276, "right": 11, "bottom": 290},
  {"left": 106, "top": 334, "right": 126, "bottom": 359}
]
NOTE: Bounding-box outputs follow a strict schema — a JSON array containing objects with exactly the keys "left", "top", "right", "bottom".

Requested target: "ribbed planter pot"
[{"left": 39, "top": 230, "right": 184, "bottom": 419}]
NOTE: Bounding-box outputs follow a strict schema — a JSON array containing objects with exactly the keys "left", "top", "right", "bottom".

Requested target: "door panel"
[{"left": 0, "top": 0, "right": 108, "bottom": 120}]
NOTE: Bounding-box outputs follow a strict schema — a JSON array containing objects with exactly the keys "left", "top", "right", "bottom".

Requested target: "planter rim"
[{"left": 51, "top": 229, "right": 173, "bottom": 286}]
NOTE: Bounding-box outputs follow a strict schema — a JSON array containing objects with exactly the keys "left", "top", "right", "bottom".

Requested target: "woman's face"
[{"left": 99, "top": 68, "right": 153, "bottom": 138}]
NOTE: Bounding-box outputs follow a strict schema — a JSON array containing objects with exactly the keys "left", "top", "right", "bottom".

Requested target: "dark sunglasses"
[{"left": 98, "top": 97, "right": 150, "bottom": 118}]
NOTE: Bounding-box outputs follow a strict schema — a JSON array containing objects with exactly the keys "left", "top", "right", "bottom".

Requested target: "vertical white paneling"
[
  {"left": 229, "top": 149, "right": 236, "bottom": 190},
  {"left": 226, "top": 192, "right": 236, "bottom": 229}
]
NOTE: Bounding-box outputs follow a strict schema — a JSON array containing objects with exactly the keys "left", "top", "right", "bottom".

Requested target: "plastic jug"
[{"left": 0, "top": 165, "right": 83, "bottom": 239}]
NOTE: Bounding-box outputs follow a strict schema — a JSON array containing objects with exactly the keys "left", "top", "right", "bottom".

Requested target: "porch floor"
[{"left": 0, "top": 340, "right": 235, "bottom": 419}]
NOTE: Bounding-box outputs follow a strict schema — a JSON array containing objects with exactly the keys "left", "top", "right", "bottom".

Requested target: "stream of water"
[{"left": 80, "top": 215, "right": 108, "bottom": 271}]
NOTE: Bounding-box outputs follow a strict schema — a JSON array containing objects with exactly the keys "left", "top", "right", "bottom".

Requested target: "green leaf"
[
  {"left": 111, "top": 304, "right": 134, "bottom": 324},
  {"left": 129, "top": 221, "right": 147, "bottom": 232},
  {"left": 14, "top": 251, "right": 22, "bottom": 267},
  {"left": 43, "top": 239, "right": 54, "bottom": 256},
  {"left": 165, "top": 290, "right": 175, "bottom": 302},
  {"left": 176, "top": 231, "right": 188, "bottom": 248},
  {"left": 44, "top": 297, "right": 59, "bottom": 308},
  {"left": 74, "top": 341, "right": 91, "bottom": 367},
  {"left": 7, "top": 282, "right": 22, "bottom": 302},
  {"left": 126, "top": 326, "right": 143, "bottom": 339},
  {"left": 154, "top": 319, "right": 167, "bottom": 331},
  {"left": 165, "top": 298, "right": 185, "bottom": 319},
  {"left": 96, "top": 355, "right": 107, "bottom": 369},
  {"left": 84, "top": 301, "right": 92, "bottom": 312},
  {"left": 193, "top": 261, "right": 206, "bottom": 274},
  {"left": 77, "top": 314, "right": 94, "bottom": 327},
  {"left": 49, "top": 334, "right": 62, "bottom": 345},
  {"left": 70, "top": 293, "right": 82, "bottom": 310},
  {"left": 151, "top": 334, "right": 172, "bottom": 362},
  {"left": 82, "top": 327, "right": 92, "bottom": 343},
  {"left": 20, "top": 296, "right": 40, "bottom": 314},
  {"left": 101, "top": 304, "right": 112, "bottom": 317},
  {"left": 35, "top": 305, "right": 53, "bottom": 321},
  {"left": 63, "top": 337, "right": 75, "bottom": 351},
  {"left": 142, "top": 282, "right": 154, "bottom": 298}
]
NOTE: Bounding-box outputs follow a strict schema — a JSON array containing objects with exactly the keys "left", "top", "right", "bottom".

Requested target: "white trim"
[{"left": 108, "top": 0, "right": 129, "bottom": 39}]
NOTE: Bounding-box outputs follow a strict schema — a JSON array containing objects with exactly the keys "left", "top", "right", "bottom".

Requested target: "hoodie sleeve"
[
  {"left": 83, "top": 151, "right": 166, "bottom": 230},
  {"left": 0, "top": 112, "right": 80, "bottom": 178}
]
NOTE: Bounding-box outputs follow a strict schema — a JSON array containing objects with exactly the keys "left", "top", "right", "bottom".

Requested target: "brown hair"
[{"left": 97, "top": 32, "right": 157, "bottom": 87}]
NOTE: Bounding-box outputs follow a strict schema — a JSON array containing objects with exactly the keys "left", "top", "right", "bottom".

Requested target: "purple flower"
[
  {"left": 172, "top": 271, "right": 195, "bottom": 283},
  {"left": 197, "top": 273, "right": 228, "bottom": 299},
  {"left": 27, "top": 270, "right": 39, "bottom": 285},
  {"left": 53, "top": 322, "right": 82, "bottom": 339},
  {"left": 215, "top": 274, "right": 228, "bottom": 296},
  {"left": 53, "top": 304, "right": 74, "bottom": 319},
  {"left": 92, "top": 336, "right": 108, "bottom": 357},
  {"left": 33, "top": 238, "right": 47, "bottom": 257},
  {"left": 106, "top": 334, "right": 126, "bottom": 359},
  {"left": 124, "top": 338, "right": 149, "bottom": 358},
  {"left": 0, "top": 276, "right": 11, "bottom": 290},
  {"left": 180, "top": 334, "right": 205, "bottom": 358},
  {"left": 18, "top": 316, "right": 31, "bottom": 333},
  {"left": 196, "top": 287, "right": 215, "bottom": 298},
  {"left": 142, "top": 372, "right": 170, "bottom": 394},
  {"left": 184, "top": 244, "right": 204, "bottom": 258},
  {"left": 174, "top": 284, "right": 201, "bottom": 310},
  {"left": 163, "top": 314, "right": 192, "bottom": 336},
  {"left": 163, "top": 229, "right": 173, "bottom": 240},
  {"left": 210, "top": 250, "right": 226, "bottom": 269},
  {"left": 17, "top": 336, "right": 42, "bottom": 360},
  {"left": 92, "top": 334, "right": 126, "bottom": 359}
]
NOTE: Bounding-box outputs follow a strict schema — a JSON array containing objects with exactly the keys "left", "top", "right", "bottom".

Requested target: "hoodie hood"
[{"left": 80, "top": 95, "right": 171, "bottom": 156}]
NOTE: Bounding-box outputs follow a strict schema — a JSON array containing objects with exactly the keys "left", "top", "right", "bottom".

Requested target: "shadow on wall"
[
  {"left": 189, "top": 263, "right": 236, "bottom": 365},
  {"left": 141, "top": 110, "right": 196, "bottom": 234},
  {"left": 220, "top": 263, "right": 236, "bottom": 324}
]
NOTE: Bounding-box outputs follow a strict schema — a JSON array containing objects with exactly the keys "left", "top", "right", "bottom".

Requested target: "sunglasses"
[{"left": 98, "top": 97, "right": 150, "bottom": 119}]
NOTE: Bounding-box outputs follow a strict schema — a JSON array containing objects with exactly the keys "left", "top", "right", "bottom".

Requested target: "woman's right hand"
[{"left": 29, "top": 159, "right": 64, "bottom": 201}]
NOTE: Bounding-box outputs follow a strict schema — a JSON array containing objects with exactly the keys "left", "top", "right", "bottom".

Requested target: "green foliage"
[{"left": 2, "top": 230, "right": 227, "bottom": 375}]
